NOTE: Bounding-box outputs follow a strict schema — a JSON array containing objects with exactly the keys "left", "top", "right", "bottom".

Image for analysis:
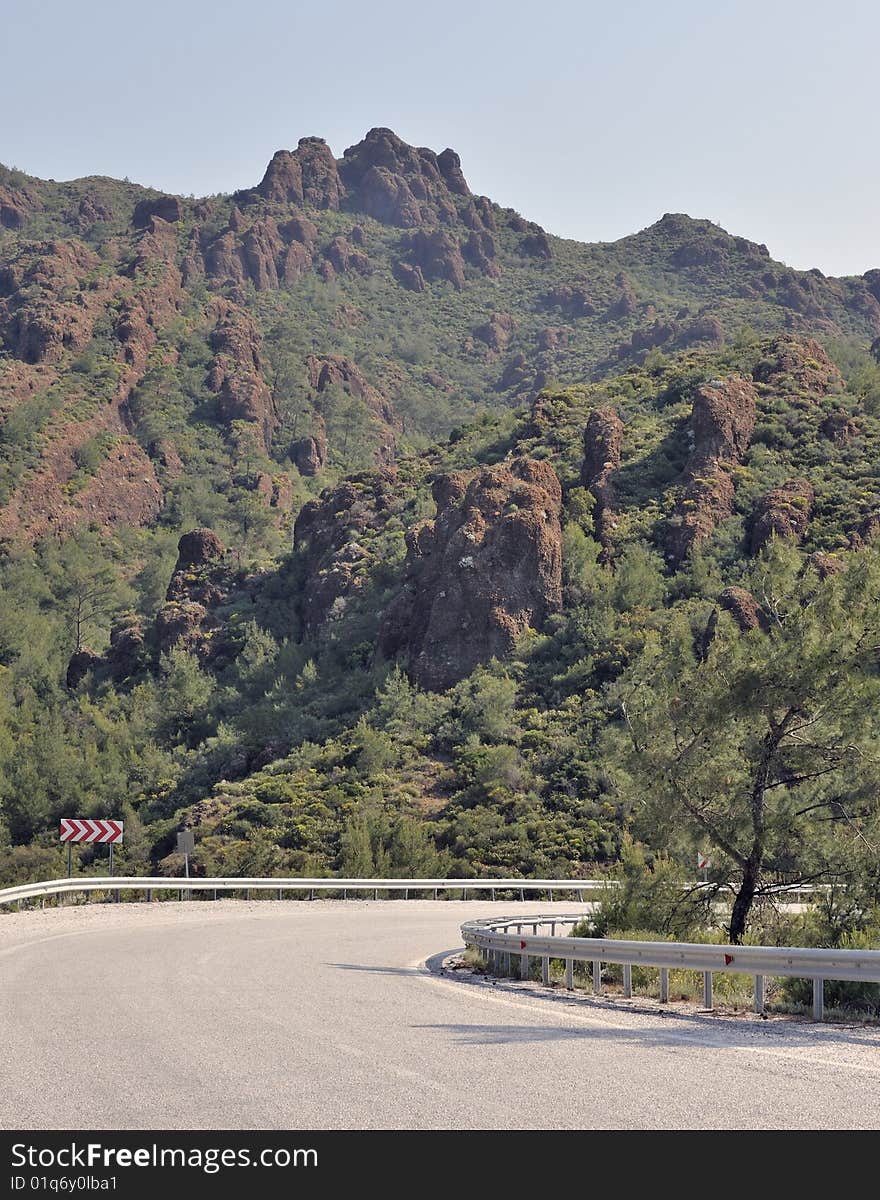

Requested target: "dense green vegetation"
[{"left": 2, "top": 139, "right": 880, "bottom": 956}]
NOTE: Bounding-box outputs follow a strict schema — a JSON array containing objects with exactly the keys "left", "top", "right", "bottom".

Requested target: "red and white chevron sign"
[{"left": 60, "top": 819, "right": 124, "bottom": 844}]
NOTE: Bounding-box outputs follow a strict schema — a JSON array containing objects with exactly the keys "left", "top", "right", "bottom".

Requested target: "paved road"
[{"left": 2, "top": 900, "right": 879, "bottom": 1129}]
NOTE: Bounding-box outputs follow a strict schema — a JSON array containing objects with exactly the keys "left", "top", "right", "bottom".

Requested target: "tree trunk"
[{"left": 729, "top": 857, "right": 760, "bottom": 943}]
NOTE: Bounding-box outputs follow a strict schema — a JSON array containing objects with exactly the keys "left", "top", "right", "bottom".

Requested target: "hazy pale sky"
[{"left": 2, "top": 0, "right": 877, "bottom": 276}]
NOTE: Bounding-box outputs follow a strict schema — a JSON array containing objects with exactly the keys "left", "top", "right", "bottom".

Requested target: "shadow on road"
[
  {"left": 412, "top": 1015, "right": 880, "bottom": 1052},
  {"left": 327, "top": 962, "right": 423, "bottom": 976}
]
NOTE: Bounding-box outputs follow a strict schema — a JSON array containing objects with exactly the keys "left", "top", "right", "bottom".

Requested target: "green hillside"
[{"left": 2, "top": 129, "right": 880, "bottom": 949}]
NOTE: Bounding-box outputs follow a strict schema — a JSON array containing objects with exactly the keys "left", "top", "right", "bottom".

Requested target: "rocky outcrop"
[
  {"left": 582, "top": 407, "right": 624, "bottom": 555},
  {"left": 203, "top": 212, "right": 314, "bottom": 292},
  {"left": 257, "top": 138, "right": 342, "bottom": 210},
  {"left": 463, "top": 230, "right": 500, "bottom": 276},
  {"left": 293, "top": 469, "right": 399, "bottom": 636},
  {"left": 669, "top": 376, "right": 757, "bottom": 565},
  {"left": 340, "top": 128, "right": 470, "bottom": 227},
  {"left": 173, "top": 528, "right": 226, "bottom": 573},
  {"left": 807, "top": 551, "right": 845, "bottom": 579},
  {"left": 114, "top": 216, "right": 184, "bottom": 386},
  {"left": 106, "top": 616, "right": 145, "bottom": 679},
  {"left": 750, "top": 478, "right": 814, "bottom": 555},
  {"left": 474, "top": 313, "right": 515, "bottom": 354},
  {"left": 717, "top": 586, "right": 769, "bottom": 632},
  {"left": 519, "top": 227, "right": 552, "bottom": 259},
  {"left": 132, "top": 195, "right": 183, "bottom": 228},
  {"left": 0, "top": 239, "right": 103, "bottom": 363},
  {"left": 608, "top": 273, "right": 637, "bottom": 318},
  {"left": 437, "top": 148, "right": 469, "bottom": 195},
  {"left": 0, "top": 183, "right": 41, "bottom": 229},
  {"left": 66, "top": 648, "right": 102, "bottom": 689},
  {"left": 378, "top": 458, "right": 563, "bottom": 691},
  {"left": 155, "top": 601, "right": 209, "bottom": 655},
  {"left": 820, "top": 410, "right": 858, "bottom": 445},
  {"left": 306, "top": 355, "right": 397, "bottom": 461},
  {"left": 543, "top": 283, "right": 596, "bottom": 318},
  {"left": 75, "top": 192, "right": 113, "bottom": 232},
  {"left": 701, "top": 586, "right": 769, "bottom": 655},
  {"left": 325, "top": 235, "right": 371, "bottom": 276},
  {"left": 207, "top": 303, "right": 277, "bottom": 451},
  {"left": 537, "top": 326, "right": 571, "bottom": 351},
  {"left": 257, "top": 150, "right": 305, "bottom": 206},
  {"left": 616, "top": 315, "right": 725, "bottom": 361},
  {"left": 157, "top": 529, "right": 230, "bottom": 655},
  {"left": 392, "top": 260, "right": 426, "bottom": 292},
  {"left": 291, "top": 416, "right": 327, "bottom": 475},
  {"left": 405, "top": 230, "right": 466, "bottom": 290},
  {"left": 753, "top": 334, "right": 844, "bottom": 394}
]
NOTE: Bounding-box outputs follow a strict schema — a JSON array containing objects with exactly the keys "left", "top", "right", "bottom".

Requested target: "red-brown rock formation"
[
  {"left": 753, "top": 334, "right": 844, "bottom": 394},
  {"left": 378, "top": 458, "right": 563, "bottom": 690},
  {"left": 669, "top": 376, "right": 757, "bottom": 564},
  {"left": 293, "top": 469, "right": 399, "bottom": 636},
  {"left": 207, "top": 303, "right": 278, "bottom": 452},
  {"left": 750, "top": 478, "right": 814, "bottom": 554},
  {"left": 582, "top": 407, "right": 624, "bottom": 555}
]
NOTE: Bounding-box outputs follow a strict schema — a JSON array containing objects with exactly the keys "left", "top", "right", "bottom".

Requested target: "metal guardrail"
[
  {"left": 461, "top": 913, "right": 880, "bottom": 1022},
  {"left": 0, "top": 875, "right": 827, "bottom": 909},
  {"left": 0, "top": 876, "right": 610, "bottom": 908}
]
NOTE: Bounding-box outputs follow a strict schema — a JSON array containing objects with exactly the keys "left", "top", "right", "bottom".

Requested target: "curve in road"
[{"left": 2, "top": 900, "right": 878, "bottom": 1130}]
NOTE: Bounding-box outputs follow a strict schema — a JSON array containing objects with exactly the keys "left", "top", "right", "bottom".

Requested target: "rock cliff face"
[
  {"left": 156, "top": 529, "right": 230, "bottom": 655},
  {"left": 306, "top": 354, "right": 398, "bottom": 462},
  {"left": 340, "top": 128, "right": 471, "bottom": 227},
  {"left": 293, "top": 469, "right": 399, "bottom": 636},
  {"left": 378, "top": 458, "right": 563, "bottom": 691},
  {"left": 405, "top": 229, "right": 466, "bottom": 290},
  {"left": 291, "top": 415, "right": 327, "bottom": 476},
  {"left": 581, "top": 407, "right": 624, "bottom": 556},
  {"left": 700, "top": 585, "right": 769, "bottom": 656},
  {"left": 750, "top": 478, "right": 814, "bottom": 554},
  {"left": 753, "top": 334, "right": 844, "bottom": 394},
  {"left": 207, "top": 302, "right": 277, "bottom": 452},
  {"left": 0, "top": 238, "right": 104, "bottom": 363},
  {"left": 256, "top": 137, "right": 343, "bottom": 210},
  {"left": 668, "top": 375, "right": 757, "bottom": 565}
]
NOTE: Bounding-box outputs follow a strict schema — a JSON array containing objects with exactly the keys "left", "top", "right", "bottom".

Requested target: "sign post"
[
  {"left": 60, "top": 820, "right": 124, "bottom": 886},
  {"left": 697, "top": 851, "right": 712, "bottom": 883},
  {"left": 177, "top": 830, "right": 195, "bottom": 882}
]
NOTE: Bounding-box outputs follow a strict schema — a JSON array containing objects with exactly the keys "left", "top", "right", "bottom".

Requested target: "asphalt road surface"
[{"left": 2, "top": 900, "right": 879, "bottom": 1130}]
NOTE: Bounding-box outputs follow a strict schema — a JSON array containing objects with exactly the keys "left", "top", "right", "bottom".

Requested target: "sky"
[{"left": 1, "top": 0, "right": 877, "bottom": 276}]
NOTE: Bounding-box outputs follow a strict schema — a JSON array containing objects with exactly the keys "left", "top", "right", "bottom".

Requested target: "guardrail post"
[
  {"left": 703, "top": 971, "right": 713, "bottom": 1010},
  {"left": 520, "top": 887, "right": 524, "bottom": 901},
  {"left": 813, "top": 978, "right": 824, "bottom": 1022},
  {"left": 659, "top": 967, "right": 669, "bottom": 1003},
  {"left": 491, "top": 887, "right": 495, "bottom": 901},
  {"left": 593, "top": 960, "right": 602, "bottom": 995},
  {"left": 754, "top": 975, "right": 764, "bottom": 1015},
  {"left": 213, "top": 888, "right": 217, "bottom": 901},
  {"left": 542, "top": 956, "right": 550, "bottom": 985},
  {"left": 178, "top": 888, "right": 182, "bottom": 902},
  {"left": 565, "top": 958, "right": 573, "bottom": 990},
  {"left": 520, "top": 951, "right": 529, "bottom": 980},
  {"left": 623, "top": 964, "right": 632, "bottom": 998}
]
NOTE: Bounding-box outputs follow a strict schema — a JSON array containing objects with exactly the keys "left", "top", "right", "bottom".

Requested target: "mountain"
[{"left": 2, "top": 129, "right": 880, "bottom": 894}]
